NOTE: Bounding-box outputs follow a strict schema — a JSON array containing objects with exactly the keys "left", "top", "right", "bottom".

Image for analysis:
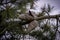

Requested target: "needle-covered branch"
[
  {"left": 1, "top": 14, "right": 60, "bottom": 35},
  {"left": 6, "top": 14, "right": 60, "bottom": 25}
]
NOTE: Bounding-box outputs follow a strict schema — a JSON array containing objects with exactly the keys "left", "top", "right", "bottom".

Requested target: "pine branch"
[
  {"left": 6, "top": 14, "right": 60, "bottom": 26},
  {"left": 1, "top": 14, "right": 60, "bottom": 34},
  {"left": 6, "top": 14, "right": 60, "bottom": 25},
  {"left": 35, "top": 14, "right": 60, "bottom": 20}
]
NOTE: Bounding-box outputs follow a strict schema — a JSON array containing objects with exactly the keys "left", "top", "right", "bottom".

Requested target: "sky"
[
  {"left": 1, "top": 0, "right": 60, "bottom": 40},
  {"left": 31, "top": 0, "right": 60, "bottom": 15},
  {"left": 1, "top": 0, "right": 60, "bottom": 15}
]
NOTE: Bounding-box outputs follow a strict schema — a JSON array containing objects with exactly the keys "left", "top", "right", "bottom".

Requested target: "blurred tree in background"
[{"left": 0, "top": 0, "right": 60, "bottom": 40}]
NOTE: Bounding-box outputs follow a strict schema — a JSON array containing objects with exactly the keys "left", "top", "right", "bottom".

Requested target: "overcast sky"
[{"left": 31, "top": 0, "right": 60, "bottom": 15}]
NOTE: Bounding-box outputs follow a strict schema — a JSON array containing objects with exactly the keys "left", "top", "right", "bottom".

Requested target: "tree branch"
[
  {"left": 1, "top": 14, "right": 60, "bottom": 34},
  {"left": 6, "top": 14, "right": 60, "bottom": 25},
  {"left": 35, "top": 14, "right": 60, "bottom": 20},
  {"left": 5, "top": 14, "right": 60, "bottom": 25}
]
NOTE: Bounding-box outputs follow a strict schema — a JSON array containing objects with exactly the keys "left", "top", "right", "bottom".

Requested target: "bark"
[{"left": 35, "top": 14, "right": 60, "bottom": 20}]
